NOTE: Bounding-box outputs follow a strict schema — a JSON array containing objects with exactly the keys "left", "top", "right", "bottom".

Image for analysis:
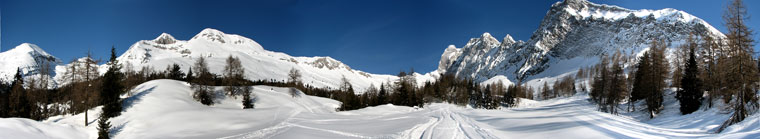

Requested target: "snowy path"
[{"left": 223, "top": 95, "right": 724, "bottom": 139}]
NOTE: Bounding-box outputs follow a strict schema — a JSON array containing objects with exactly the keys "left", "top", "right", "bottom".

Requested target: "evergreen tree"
[
  {"left": 185, "top": 68, "right": 194, "bottom": 82},
  {"left": 242, "top": 86, "right": 254, "bottom": 109},
  {"left": 394, "top": 72, "right": 410, "bottom": 106},
  {"left": 100, "top": 46, "right": 124, "bottom": 118},
  {"left": 167, "top": 64, "right": 184, "bottom": 80},
  {"left": 0, "top": 78, "right": 10, "bottom": 117},
  {"left": 677, "top": 36, "right": 703, "bottom": 115},
  {"left": 377, "top": 83, "right": 387, "bottom": 105},
  {"left": 97, "top": 114, "right": 111, "bottom": 139},
  {"left": 9, "top": 68, "right": 30, "bottom": 118},
  {"left": 630, "top": 52, "right": 651, "bottom": 102}
]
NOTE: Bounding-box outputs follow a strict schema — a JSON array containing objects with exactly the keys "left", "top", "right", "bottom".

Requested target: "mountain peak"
[
  {"left": 478, "top": 32, "right": 499, "bottom": 43},
  {"left": 191, "top": 28, "right": 229, "bottom": 43},
  {"left": 153, "top": 33, "right": 177, "bottom": 44},
  {"left": 480, "top": 32, "right": 494, "bottom": 39},
  {"left": 199, "top": 28, "right": 225, "bottom": 35},
  {"left": 502, "top": 34, "right": 516, "bottom": 46},
  {"left": 10, "top": 43, "right": 53, "bottom": 57}
]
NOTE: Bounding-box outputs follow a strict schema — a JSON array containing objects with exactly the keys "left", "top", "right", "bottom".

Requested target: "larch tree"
[
  {"left": 223, "top": 55, "right": 245, "bottom": 97},
  {"left": 607, "top": 53, "right": 627, "bottom": 114},
  {"left": 288, "top": 67, "right": 302, "bottom": 85},
  {"left": 192, "top": 55, "right": 214, "bottom": 105},
  {"left": 647, "top": 39, "right": 670, "bottom": 119},
  {"left": 718, "top": 0, "right": 758, "bottom": 132}
]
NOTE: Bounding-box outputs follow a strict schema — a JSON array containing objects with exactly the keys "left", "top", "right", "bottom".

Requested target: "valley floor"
[{"left": 1, "top": 80, "right": 759, "bottom": 138}]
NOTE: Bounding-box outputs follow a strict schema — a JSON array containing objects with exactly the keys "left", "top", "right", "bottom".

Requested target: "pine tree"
[
  {"left": 503, "top": 84, "right": 517, "bottom": 107},
  {"left": 100, "top": 46, "right": 124, "bottom": 118},
  {"left": 377, "top": 83, "right": 387, "bottom": 105},
  {"left": 167, "top": 64, "right": 184, "bottom": 81},
  {"left": 9, "top": 68, "right": 30, "bottom": 118},
  {"left": 677, "top": 35, "right": 703, "bottom": 115},
  {"left": 97, "top": 114, "right": 111, "bottom": 139},
  {"left": 185, "top": 68, "right": 194, "bottom": 82},
  {"left": 630, "top": 51, "right": 651, "bottom": 111},
  {"left": 242, "top": 86, "right": 254, "bottom": 109}
]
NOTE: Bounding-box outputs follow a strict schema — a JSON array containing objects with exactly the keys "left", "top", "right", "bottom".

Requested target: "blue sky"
[{"left": 1, "top": 0, "right": 759, "bottom": 75}]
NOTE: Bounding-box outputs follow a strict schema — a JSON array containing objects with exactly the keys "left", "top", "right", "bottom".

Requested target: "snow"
[
  {"left": 2, "top": 79, "right": 759, "bottom": 138},
  {"left": 480, "top": 75, "right": 514, "bottom": 87},
  {"left": 0, "top": 43, "right": 61, "bottom": 83},
  {"left": 0, "top": 118, "right": 88, "bottom": 139}
]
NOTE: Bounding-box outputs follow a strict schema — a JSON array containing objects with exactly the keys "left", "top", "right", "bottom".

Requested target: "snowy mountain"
[
  {"left": 439, "top": 0, "right": 725, "bottom": 83},
  {"left": 116, "top": 28, "right": 397, "bottom": 91},
  {"left": 0, "top": 43, "right": 62, "bottom": 84},
  {"left": 0, "top": 29, "right": 398, "bottom": 91}
]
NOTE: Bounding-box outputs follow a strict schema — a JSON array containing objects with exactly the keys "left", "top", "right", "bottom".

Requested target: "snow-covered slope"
[
  {"left": 439, "top": 0, "right": 725, "bottom": 83},
  {"left": 0, "top": 43, "right": 62, "bottom": 84},
  {"left": 33, "top": 79, "right": 341, "bottom": 138},
  {"left": 3, "top": 80, "right": 759, "bottom": 138},
  {"left": 117, "top": 28, "right": 397, "bottom": 91}
]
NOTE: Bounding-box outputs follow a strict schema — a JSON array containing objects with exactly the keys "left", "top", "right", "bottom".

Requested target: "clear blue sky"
[{"left": 1, "top": 0, "right": 759, "bottom": 75}]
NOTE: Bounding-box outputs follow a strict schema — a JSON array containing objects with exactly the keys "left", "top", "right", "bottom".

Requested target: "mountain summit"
[
  {"left": 439, "top": 0, "right": 724, "bottom": 83},
  {"left": 0, "top": 43, "right": 61, "bottom": 82}
]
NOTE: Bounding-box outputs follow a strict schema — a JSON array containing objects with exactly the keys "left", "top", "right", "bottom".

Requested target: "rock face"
[
  {"left": 153, "top": 33, "right": 177, "bottom": 44},
  {"left": 439, "top": 0, "right": 724, "bottom": 82}
]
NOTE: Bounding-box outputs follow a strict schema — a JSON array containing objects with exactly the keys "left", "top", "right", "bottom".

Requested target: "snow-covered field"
[{"left": 1, "top": 79, "right": 759, "bottom": 138}]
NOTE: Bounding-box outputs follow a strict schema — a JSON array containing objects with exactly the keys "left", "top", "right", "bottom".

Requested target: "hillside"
[{"left": 2, "top": 80, "right": 759, "bottom": 138}]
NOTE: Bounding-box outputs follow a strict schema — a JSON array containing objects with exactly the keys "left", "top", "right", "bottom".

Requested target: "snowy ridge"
[
  {"left": 117, "top": 28, "right": 398, "bottom": 91},
  {"left": 440, "top": 0, "right": 726, "bottom": 84}
]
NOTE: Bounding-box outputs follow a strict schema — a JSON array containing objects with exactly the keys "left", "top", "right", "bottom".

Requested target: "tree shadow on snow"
[{"left": 121, "top": 86, "right": 157, "bottom": 111}]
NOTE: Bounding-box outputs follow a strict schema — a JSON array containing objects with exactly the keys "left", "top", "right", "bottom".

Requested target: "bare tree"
[
  {"left": 223, "top": 55, "right": 246, "bottom": 98},
  {"left": 718, "top": 0, "right": 758, "bottom": 132},
  {"left": 288, "top": 67, "right": 302, "bottom": 86},
  {"left": 193, "top": 55, "right": 214, "bottom": 105}
]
